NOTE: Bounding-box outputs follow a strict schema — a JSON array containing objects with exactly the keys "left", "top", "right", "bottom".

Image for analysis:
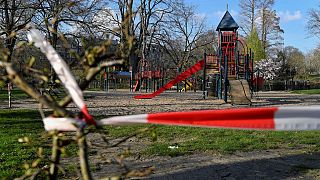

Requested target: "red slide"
[{"left": 135, "top": 59, "right": 204, "bottom": 99}]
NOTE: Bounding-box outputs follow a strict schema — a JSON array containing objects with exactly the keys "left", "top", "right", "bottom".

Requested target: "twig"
[
  {"left": 2, "top": 61, "right": 73, "bottom": 117},
  {"left": 30, "top": 169, "right": 43, "bottom": 180},
  {"left": 38, "top": 103, "right": 45, "bottom": 119},
  {"left": 59, "top": 59, "right": 123, "bottom": 107},
  {"left": 49, "top": 134, "right": 61, "bottom": 180},
  {"left": 77, "top": 129, "right": 93, "bottom": 180}
]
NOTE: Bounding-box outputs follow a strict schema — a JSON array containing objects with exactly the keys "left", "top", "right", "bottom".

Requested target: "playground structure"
[
  {"left": 203, "top": 10, "right": 253, "bottom": 103},
  {"left": 134, "top": 11, "right": 254, "bottom": 104},
  {"left": 133, "top": 59, "right": 164, "bottom": 92},
  {"left": 102, "top": 70, "right": 131, "bottom": 91}
]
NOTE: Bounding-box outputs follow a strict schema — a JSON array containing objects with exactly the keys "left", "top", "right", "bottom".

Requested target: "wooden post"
[
  {"left": 218, "top": 30, "right": 222, "bottom": 99},
  {"left": 236, "top": 51, "right": 239, "bottom": 79},
  {"left": 106, "top": 67, "right": 109, "bottom": 92},
  {"left": 224, "top": 55, "right": 228, "bottom": 103},
  {"left": 203, "top": 52, "right": 207, "bottom": 99},
  {"left": 7, "top": 82, "right": 12, "bottom": 108},
  {"left": 129, "top": 66, "right": 132, "bottom": 92}
]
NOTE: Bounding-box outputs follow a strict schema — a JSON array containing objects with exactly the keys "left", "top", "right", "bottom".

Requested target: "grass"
[
  {"left": 0, "top": 89, "right": 29, "bottom": 101},
  {"left": 291, "top": 89, "right": 320, "bottom": 94},
  {"left": 0, "top": 109, "right": 47, "bottom": 179},
  {"left": 102, "top": 125, "right": 320, "bottom": 157},
  {"left": 0, "top": 88, "right": 70, "bottom": 103},
  {"left": 0, "top": 109, "right": 80, "bottom": 179},
  {"left": 3, "top": 110, "right": 320, "bottom": 178}
]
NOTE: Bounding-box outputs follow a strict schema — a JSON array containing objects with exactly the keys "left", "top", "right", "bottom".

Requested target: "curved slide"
[{"left": 134, "top": 60, "right": 204, "bottom": 99}]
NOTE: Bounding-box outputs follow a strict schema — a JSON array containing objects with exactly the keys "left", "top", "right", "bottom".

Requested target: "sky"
[{"left": 185, "top": 0, "right": 319, "bottom": 54}]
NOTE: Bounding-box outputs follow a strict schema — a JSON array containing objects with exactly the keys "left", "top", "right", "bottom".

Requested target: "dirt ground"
[{"left": 4, "top": 90, "right": 320, "bottom": 179}]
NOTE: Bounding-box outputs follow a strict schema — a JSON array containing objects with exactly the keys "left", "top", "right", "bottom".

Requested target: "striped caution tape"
[
  {"left": 27, "top": 27, "right": 95, "bottom": 125},
  {"left": 43, "top": 106, "right": 320, "bottom": 131}
]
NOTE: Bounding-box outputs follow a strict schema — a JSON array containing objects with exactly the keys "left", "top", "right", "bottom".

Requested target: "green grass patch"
[
  {"left": 291, "top": 89, "right": 320, "bottom": 94},
  {"left": 3, "top": 112, "right": 320, "bottom": 178},
  {"left": 0, "top": 89, "right": 29, "bottom": 101},
  {"left": 102, "top": 125, "right": 320, "bottom": 157},
  {"left": 0, "top": 109, "right": 47, "bottom": 179}
]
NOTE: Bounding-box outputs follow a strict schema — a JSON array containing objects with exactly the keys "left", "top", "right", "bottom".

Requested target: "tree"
[
  {"left": 0, "top": 4, "right": 139, "bottom": 177},
  {"left": 306, "top": 47, "right": 320, "bottom": 75},
  {"left": 238, "top": 0, "right": 283, "bottom": 58},
  {"left": 0, "top": 0, "right": 39, "bottom": 62},
  {"left": 238, "top": 0, "right": 259, "bottom": 35},
  {"left": 307, "top": 6, "right": 320, "bottom": 37},
  {"left": 258, "top": 1, "right": 284, "bottom": 56},
  {"left": 156, "top": 0, "right": 206, "bottom": 69},
  {"left": 33, "top": 0, "right": 103, "bottom": 48},
  {"left": 90, "top": 7, "right": 119, "bottom": 39},
  {"left": 193, "top": 29, "right": 217, "bottom": 56},
  {"left": 255, "top": 58, "right": 281, "bottom": 80},
  {"left": 105, "top": 0, "right": 170, "bottom": 72},
  {"left": 279, "top": 46, "right": 306, "bottom": 80},
  {"left": 247, "top": 27, "right": 265, "bottom": 61},
  {"left": 31, "top": 0, "right": 105, "bottom": 82}
]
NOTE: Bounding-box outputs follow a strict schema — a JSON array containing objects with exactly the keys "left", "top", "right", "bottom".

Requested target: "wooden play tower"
[{"left": 204, "top": 11, "right": 253, "bottom": 103}]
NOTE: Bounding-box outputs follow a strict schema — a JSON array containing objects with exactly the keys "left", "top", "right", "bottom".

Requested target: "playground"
[
  {"left": 2, "top": 90, "right": 320, "bottom": 179},
  {"left": 2, "top": 5, "right": 320, "bottom": 179}
]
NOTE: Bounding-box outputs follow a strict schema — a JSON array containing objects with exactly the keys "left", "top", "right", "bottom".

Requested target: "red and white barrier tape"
[
  {"left": 43, "top": 106, "right": 320, "bottom": 131},
  {"left": 27, "top": 27, "right": 95, "bottom": 125}
]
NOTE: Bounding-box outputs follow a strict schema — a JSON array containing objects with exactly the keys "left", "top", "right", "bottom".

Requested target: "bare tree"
[
  {"left": 0, "top": 0, "right": 39, "bottom": 62},
  {"left": 33, "top": 0, "right": 104, "bottom": 48},
  {"left": 156, "top": 0, "right": 206, "bottom": 69},
  {"left": 31, "top": 0, "right": 105, "bottom": 82},
  {"left": 192, "top": 29, "right": 217, "bottom": 59},
  {"left": 238, "top": 0, "right": 283, "bottom": 57},
  {"left": 307, "top": 7, "right": 320, "bottom": 38},
  {"left": 239, "top": 0, "right": 258, "bottom": 35},
  {"left": 260, "top": 9, "right": 282, "bottom": 50},
  {"left": 104, "top": 0, "right": 171, "bottom": 74},
  {"left": 305, "top": 47, "right": 320, "bottom": 75}
]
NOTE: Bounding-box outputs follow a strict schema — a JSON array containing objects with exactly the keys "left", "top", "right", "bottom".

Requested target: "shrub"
[{"left": 0, "top": 80, "right": 5, "bottom": 90}]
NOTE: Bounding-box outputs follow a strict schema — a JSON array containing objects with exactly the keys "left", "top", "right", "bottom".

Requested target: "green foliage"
[
  {"left": 0, "top": 80, "right": 4, "bottom": 89},
  {"left": 283, "top": 46, "right": 306, "bottom": 78},
  {"left": 247, "top": 27, "right": 266, "bottom": 61}
]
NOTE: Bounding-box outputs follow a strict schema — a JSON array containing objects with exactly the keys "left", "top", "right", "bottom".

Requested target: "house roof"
[{"left": 216, "top": 11, "right": 239, "bottom": 31}]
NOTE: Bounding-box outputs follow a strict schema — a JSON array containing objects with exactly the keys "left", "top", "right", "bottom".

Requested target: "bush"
[{"left": 0, "top": 80, "right": 4, "bottom": 90}]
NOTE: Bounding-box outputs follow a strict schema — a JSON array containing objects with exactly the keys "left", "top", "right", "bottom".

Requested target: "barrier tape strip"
[
  {"left": 27, "top": 28, "right": 95, "bottom": 125},
  {"left": 43, "top": 106, "right": 320, "bottom": 131}
]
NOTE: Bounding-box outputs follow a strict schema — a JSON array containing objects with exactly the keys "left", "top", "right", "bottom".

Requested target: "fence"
[{"left": 263, "top": 80, "right": 313, "bottom": 91}]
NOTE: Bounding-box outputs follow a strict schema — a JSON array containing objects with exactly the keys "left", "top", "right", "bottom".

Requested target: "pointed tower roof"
[{"left": 216, "top": 11, "right": 239, "bottom": 31}]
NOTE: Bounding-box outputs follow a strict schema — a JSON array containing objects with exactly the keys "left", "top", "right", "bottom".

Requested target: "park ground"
[{"left": 2, "top": 90, "right": 320, "bottom": 179}]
